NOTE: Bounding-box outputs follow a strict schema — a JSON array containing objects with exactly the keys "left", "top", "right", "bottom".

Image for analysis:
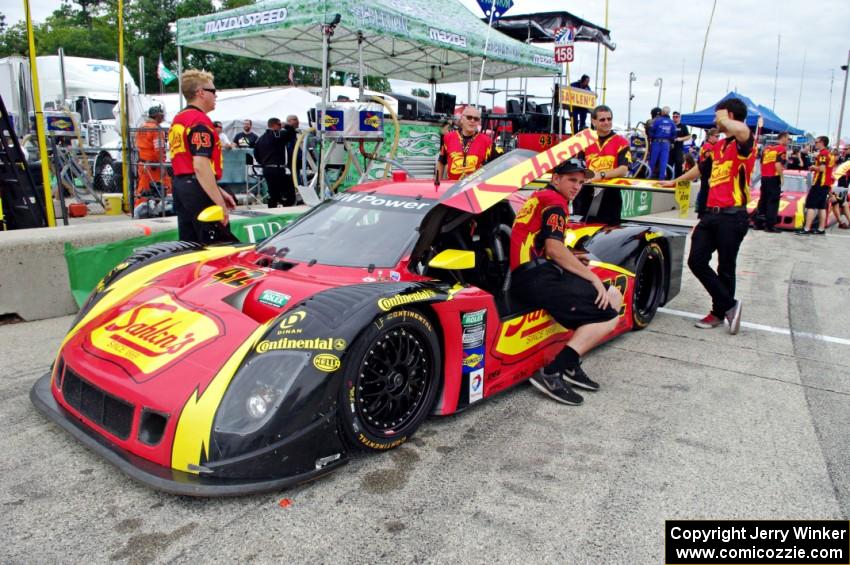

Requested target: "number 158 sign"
[{"left": 554, "top": 45, "right": 574, "bottom": 63}]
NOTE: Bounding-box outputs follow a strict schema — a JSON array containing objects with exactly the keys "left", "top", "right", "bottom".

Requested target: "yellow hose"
[{"left": 369, "top": 95, "right": 400, "bottom": 179}]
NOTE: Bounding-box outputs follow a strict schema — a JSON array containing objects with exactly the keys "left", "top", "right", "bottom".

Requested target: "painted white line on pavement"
[{"left": 658, "top": 307, "right": 850, "bottom": 346}]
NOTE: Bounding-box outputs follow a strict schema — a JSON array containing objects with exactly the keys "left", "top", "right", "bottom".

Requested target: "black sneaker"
[
  {"left": 795, "top": 229, "right": 811, "bottom": 235},
  {"left": 813, "top": 229, "right": 826, "bottom": 235},
  {"left": 528, "top": 371, "right": 584, "bottom": 405},
  {"left": 562, "top": 363, "right": 600, "bottom": 391}
]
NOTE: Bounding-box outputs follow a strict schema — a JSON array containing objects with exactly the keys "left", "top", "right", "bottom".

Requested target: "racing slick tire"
[
  {"left": 632, "top": 242, "right": 666, "bottom": 330},
  {"left": 339, "top": 308, "right": 442, "bottom": 452}
]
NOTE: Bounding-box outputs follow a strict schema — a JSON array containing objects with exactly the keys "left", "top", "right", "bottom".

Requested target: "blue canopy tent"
[{"left": 680, "top": 91, "right": 803, "bottom": 134}]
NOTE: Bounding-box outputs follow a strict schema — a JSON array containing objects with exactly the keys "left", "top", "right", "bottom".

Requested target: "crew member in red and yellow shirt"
[
  {"left": 695, "top": 128, "right": 720, "bottom": 217},
  {"left": 798, "top": 136, "right": 835, "bottom": 235},
  {"left": 135, "top": 106, "right": 171, "bottom": 207},
  {"left": 437, "top": 106, "right": 495, "bottom": 181},
  {"left": 572, "top": 105, "right": 632, "bottom": 225},
  {"left": 510, "top": 157, "right": 622, "bottom": 406},
  {"left": 755, "top": 131, "right": 789, "bottom": 231},
  {"left": 167, "top": 69, "right": 235, "bottom": 243},
  {"left": 662, "top": 98, "right": 755, "bottom": 335}
]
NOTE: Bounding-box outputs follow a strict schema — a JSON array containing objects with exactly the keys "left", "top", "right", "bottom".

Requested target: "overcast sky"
[
  {"left": 414, "top": 0, "right": 850, "bottom": 140},
  {"left": 6, "top": 0, "right": 850, "bottom": 139}
]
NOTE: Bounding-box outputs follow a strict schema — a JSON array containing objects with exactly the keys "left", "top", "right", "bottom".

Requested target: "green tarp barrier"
[{"left": 64, "top": 211, "right": 303, "bottom": 307}]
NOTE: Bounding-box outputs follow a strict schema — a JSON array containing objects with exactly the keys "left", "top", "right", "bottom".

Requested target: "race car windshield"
[
  {"left": 258, "top": 193, "right": 435, "bottom": 268},
  {"left": 782, "top": 174, "right": 808, "bottom": 193}
]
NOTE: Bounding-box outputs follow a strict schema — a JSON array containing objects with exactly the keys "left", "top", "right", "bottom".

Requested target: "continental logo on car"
[
  {"left": 463, "top": 353, "right": 483, "bottom": 368},
  {"left": 90, "top": 295, "right": 220, "bottom": 374},
  {"left": 256, "top": 337, "right": 346, "bottom": 353},
  {"left": 313, "top": 353, "right": 341, "bottom": 372},
  {"left": 495, "top": 309, "right": 567, "bottom": 356},
  {"left": 377, "top": 289, "right": 438, "bottom": 311}
]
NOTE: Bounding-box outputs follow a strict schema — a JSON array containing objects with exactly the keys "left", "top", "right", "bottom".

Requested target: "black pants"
[
  {"left": 687, "top": 211, "right": 749, "bottom": 318},
  {"left": 172, "top": 176, "right": 236, "bottom": 244},
  {"left": 572, "top": 185, "right": 622, "bottom": 225},
  {"left": 756, "top": 176, "right": 781, "bottom": 228},
  {"left": 673, "top": 146, "right": 685, "bottom": 178},
  {"left": 511, "top": 262, "right": 618, "bottom": 370},
  {"left": 263, "top": 167, "right": 296, "bottom": 208},
  {"left": 696, "top": 178, "right": 709, "bottom": 218}
]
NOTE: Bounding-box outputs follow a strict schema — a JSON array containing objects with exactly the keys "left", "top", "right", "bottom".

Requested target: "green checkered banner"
[{"left": 176, "top": 0, "right": 558, "bottom": 82}]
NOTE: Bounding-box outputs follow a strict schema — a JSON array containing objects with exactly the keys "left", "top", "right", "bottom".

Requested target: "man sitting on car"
[{"left": 509, "top": 158, "right": 622, "bottom": 406}]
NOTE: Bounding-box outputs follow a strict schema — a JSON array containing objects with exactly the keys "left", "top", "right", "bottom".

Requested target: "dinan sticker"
[
  {"left": 313, "top": 353, "right": 341, "bottom": 372},
  {"left": 89, "top": 294, "right": 220, "bottom": 375},
  {"left": 258, "top": 290, "right": 290, "bottom": 308},
  {"left": 277, "top": 311, "right": 307, "bottom": 335}
]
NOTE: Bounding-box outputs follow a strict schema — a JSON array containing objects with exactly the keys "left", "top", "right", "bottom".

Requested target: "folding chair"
[{"left": 244, "top": 153, "right": 266, "bottom": 206}]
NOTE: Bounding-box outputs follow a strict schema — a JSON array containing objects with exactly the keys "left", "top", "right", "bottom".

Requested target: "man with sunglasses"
[
  {"left": 510, "top": 158, "right": 622, "bottom": 405},
  {"left": 437, "top": 106, "right": 496, "bottom": 181},
  {"left": 572, "top": 105, "right": 632, "bottom": 225},
  {"left": 168, "top": 69, "right": 236, "bottom": 243}
]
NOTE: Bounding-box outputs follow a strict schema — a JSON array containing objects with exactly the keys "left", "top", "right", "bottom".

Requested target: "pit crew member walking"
[
  {"left": 168, "top": 69, "right": 236, "bottom": 243},
  {"left": 797, "top": 136, "right": 835, "bottom": 235},
  {"left": 436, "top": 106, "right": 495, "bottom": 181},
  {"left": 571, "top": 105, "right": 632, "bottom": 225},
  {"left": 755, "top": 132, "right": 788, "bottom": 232},
  {"left": 662, "top": 97, "right": 754, "bottom": 334},
  {"left": 510, "top": 158, "right": 622, "bottom": 405}
]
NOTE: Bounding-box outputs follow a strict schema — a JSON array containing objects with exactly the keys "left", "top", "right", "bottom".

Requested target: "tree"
[{"left": 411, "top": 88, "right": 429, "bottom": 98}]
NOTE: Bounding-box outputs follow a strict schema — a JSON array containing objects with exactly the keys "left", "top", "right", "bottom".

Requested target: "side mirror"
[
  {"left": 428, "top": 249, "right": 475, "bottom": 270},
  {"left": 198, "top": 205, "right": 224, "bottom": 223}
]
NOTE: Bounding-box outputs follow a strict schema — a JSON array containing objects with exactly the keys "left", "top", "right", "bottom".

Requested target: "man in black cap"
[
  {"left": 509, "top": 157, "right": 623, "bottom": 405},
  {"left": 253, "top": 117, "right": 298, "bottom": 207},
  {"left": 569, "top": 74, "right": 592, "bottom": 132}
]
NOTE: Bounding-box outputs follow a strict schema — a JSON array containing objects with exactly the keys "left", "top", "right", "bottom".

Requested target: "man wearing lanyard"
[
  {"left": 167, "top": 69, "right": 236, "bottom": 243},
  {"left": 436, "top": 106, "right": 495, "bottom": 181},
  {"left": 571, "top": 105, "right": 632, "bottom": 225},
  {"left": 661, "top": 98, "right": 755, "bottom": 334}
]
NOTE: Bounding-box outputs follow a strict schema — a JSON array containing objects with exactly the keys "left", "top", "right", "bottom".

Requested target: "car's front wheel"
[
  {"left": 339, "top": 309, "right": 441, "bottom": 452},
  {"left": 632, "top": 242, "right": 666, "bottom": 330}
]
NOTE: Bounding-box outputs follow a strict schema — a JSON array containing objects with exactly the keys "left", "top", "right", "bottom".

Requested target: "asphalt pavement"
[{"left": 1, "top": 225, "right": 849, "bottom": 564}]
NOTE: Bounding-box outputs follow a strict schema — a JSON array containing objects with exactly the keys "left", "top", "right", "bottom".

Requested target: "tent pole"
[
  {"left": 476, "top": 0, "right": 498, "bottom": 108},
  {"left": 836, "top": 49, "right": 849, "bottom": 147},
  {"left": 467, "top": 57, "right": 472, "bottom": 104},
  {"left": 177, "top": 46, "right": 183, "bottom": 110},
  {"left": 139, "top": 56, "right": 145, "bottom": 95},
  {"left": 601, "top": 0, "right": 609, "bottom": 104},
  {"left": 319, "top": 23, "right": 330, "bottom": 199},
  {"left": 594, "top": 44, "right": 600, "bottom": 94},
  {"left": 357, "top": 32, "right": 364, "bottom": 100}
]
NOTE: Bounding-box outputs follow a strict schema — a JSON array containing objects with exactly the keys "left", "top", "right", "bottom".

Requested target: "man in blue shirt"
[{"left": 649, "top": 106, "right": 676, "bottom": 179}]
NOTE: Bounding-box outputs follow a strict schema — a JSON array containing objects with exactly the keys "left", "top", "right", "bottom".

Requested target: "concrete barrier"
[{"left": 0, "top": 206, "right": 309, "bottom": 322}]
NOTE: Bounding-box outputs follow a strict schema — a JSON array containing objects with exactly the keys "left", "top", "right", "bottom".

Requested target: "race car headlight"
[{"left": 213, "top": 351, "right": 309, "bottom": 436}]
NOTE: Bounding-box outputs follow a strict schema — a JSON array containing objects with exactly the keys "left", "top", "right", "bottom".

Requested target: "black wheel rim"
[
  {"left": 355, "top": 326, "right": 432, "bottom": 437},
  {"left": 635, "top": 252, "right": 662, "bottom": 318}
]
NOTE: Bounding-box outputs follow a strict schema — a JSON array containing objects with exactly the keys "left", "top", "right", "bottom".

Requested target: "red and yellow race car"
[
  {"left": 31, "top": 134, "right": 685, "bottom": 495},
  {"left": 748, "top": 170, "right": 836, "bottom": 230}
]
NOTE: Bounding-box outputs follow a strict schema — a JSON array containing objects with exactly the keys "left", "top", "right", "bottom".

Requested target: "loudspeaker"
[{"left": 434, "top": 92, "right": 456, "bottom": 116}]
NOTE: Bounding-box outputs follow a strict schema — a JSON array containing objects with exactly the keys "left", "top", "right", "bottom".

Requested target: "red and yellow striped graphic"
[{"left": 441, "top": 129, "right": 598, "bottom": 214}]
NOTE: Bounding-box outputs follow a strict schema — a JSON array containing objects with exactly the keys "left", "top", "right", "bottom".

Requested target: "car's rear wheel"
[
  {"left": 632, "top": 242, "right": 666, "bottom": 330},
  {"left": 339, "top": 309, "right": 441, "bottom": 452}
]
